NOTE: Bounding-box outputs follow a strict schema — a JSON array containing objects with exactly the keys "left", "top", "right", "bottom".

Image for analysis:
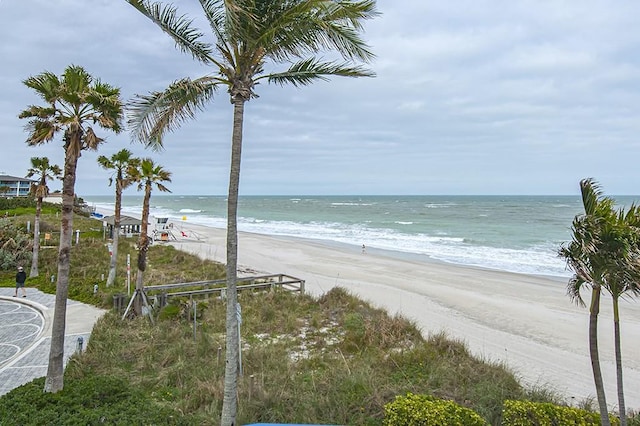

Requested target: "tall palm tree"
[
  {"left": 97, "top": 149, "right": 140, "bottom": 287},
  {"left": 19, "top": 65, "right": 123, "bottom": 393},
  {"left": 124, "top": 2, "right": 377, "bottom": 423},
  {"left": 559, "top": 178, "right": 617, "bottom": 425},
  {"left": 25, "top": 157, "right": 62, "bottom": 278},
  {"left": 128, "top": 158, "right": 171, "bottom": 314}
]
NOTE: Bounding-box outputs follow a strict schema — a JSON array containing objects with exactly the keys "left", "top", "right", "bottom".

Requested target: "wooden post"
[{"left": 193, "top": 300, "right": 197, "bottom": 341}]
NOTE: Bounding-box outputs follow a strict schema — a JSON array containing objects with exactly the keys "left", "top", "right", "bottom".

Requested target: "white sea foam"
[
  {"left": 331, "top": 202, "right": 374, "bottom": 206},
  {"left": 425, "top": 203, "right": 455, "bottom": 208},
  {"left": 85, "top": 195, "right": 593, "bottom": 278}
]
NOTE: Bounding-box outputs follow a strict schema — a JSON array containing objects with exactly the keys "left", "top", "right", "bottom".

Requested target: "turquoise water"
[{"left": 83, "top": 195, "right": 640, "bottom": 277}]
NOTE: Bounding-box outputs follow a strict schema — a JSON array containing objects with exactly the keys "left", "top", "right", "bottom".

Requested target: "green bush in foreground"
[
  {"left": 501, "top": 400, "right": 620, "bottom": 426},
  {"left": 0, "top": 375, "right": 190, "bottom": 425},
  {"left": 383, "top": 392, "right": 487, "bottom": 425}
]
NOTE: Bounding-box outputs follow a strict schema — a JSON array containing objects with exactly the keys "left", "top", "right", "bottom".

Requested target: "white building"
[{"left": 0, "top": 174, "right": 35, "bottom": 197}]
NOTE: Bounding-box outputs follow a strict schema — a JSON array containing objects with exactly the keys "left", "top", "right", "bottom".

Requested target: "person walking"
[{"left": 15, "top": 266, "right": 27, "bottom": 297}]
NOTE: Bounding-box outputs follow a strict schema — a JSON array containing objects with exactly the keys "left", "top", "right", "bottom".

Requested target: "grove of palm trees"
[{"left": 2, "top": 1, "right": 640, "bottom": 425}]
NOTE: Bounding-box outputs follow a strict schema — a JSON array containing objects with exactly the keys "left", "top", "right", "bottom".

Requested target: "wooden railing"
[{"left": 144, "top": 274, "right": 305, "bottom": 302}]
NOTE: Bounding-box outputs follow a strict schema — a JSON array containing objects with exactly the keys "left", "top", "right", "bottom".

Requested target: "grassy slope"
[{"left": 0, "top": 206, "right": 566, "bottom": 425}]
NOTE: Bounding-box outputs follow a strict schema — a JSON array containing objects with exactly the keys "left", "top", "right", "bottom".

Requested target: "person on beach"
[
  {"left": 15, "top": 266, "right": 27, "bottom": 297},
  {"left": 362, "top": 244, "right": 366, "bottom": 254}
]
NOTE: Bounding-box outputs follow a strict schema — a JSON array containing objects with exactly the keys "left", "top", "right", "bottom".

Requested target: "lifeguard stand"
[{"left": 152, "top": 217, "right": 176, "bottom": 242}]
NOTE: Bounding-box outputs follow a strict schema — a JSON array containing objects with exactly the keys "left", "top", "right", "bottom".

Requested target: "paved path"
[{"left": 0, "top": 287, "right": 106, "bottom": 396}]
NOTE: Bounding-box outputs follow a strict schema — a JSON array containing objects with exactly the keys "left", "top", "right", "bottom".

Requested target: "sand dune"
[{"left": 162, "top": 218, "right": 640, "bottom": 412}]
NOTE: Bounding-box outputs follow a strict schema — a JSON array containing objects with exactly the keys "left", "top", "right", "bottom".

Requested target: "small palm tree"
[
  {"left": 128, "top": 158, "right": 171, "bottom": 314},
  {"left": 19, "top": 65, "right": 123, "bottom": 393},
  {"left": 124, "top": 2, "right": 377, "bottom": 423},
  {"left": 598, "top": 205, "right": 640, "bottom": 426},
  {"left": 25, "top": 157, "right": 62, "bottom": 278},
  {"left": 98, "top": 149, "right": 140, "bottom": 287}
]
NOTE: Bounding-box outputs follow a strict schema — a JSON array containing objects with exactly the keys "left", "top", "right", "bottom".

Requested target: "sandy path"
[{"left": 162, "top": 218, "right": 640, "bottom": 412}]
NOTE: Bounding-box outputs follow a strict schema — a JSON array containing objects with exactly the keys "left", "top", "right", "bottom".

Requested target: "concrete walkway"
[{"left": 0, "top": 287, "right": 106, "bottom": 396}]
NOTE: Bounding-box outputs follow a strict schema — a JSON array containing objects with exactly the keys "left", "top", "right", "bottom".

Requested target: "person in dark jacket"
[{"left": 15, "top": 266, "right": 27, "bottom": 297}]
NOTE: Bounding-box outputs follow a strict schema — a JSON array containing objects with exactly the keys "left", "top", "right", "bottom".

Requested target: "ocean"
[{"left": 82, "top": 195, "right": 640, "bottom": 278}]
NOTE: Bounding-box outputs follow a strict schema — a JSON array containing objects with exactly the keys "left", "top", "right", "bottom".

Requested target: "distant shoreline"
[{"left": 93, "top": 204, "right": 566, "bottom": 281}]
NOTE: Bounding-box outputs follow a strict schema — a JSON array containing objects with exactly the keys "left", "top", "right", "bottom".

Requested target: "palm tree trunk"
[
  {"left": 107, "top": 229, "right": 119, "bottom": 286},
  {"left": 44, "top": 145, "right": 78, "bottom": 393},
  {"left": 221, "top": 96, "right": 245, "bottom": 426},
  {"left": 590, "top": 286, "right": 611, "bottom": 426},
  {"left": 107, "top": 183, "right": 123, "bottom": 287},
  {"left": 613, "top": 297, "right": 627, "bottom": 425},
  {"left": 134, "top": 183, "right": 151, "bottom": 315},
  {"left": 30, "top": 196, "right": 42, "bottom": 278}
]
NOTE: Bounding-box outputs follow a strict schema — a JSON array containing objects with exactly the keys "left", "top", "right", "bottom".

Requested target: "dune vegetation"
[{"left": 1, "top": 201, "right": 635, "bottom": 425}]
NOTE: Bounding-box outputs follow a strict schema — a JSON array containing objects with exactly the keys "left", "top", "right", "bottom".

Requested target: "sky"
[{"left": 1, "top": 1, "right": 639, "bottom": 196}]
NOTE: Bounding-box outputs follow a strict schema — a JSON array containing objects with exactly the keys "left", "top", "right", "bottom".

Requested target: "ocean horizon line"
[{"left": 82, "top": 193, "right": 640, "bottom": 198}]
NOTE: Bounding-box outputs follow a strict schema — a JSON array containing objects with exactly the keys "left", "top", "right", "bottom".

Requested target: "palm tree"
[
  {"left": 559, "top": 179, "right": 624, "bottom": 425},
  {"left": 128, "top": 158, "right": 171, "bottom": 314},
  {"left": 25, "top": 157, "right": 62, "bottom": 278},
  {"left": 19, "top": 65, "right": 123, "bottom": 393},
  {"left": 124, "top": 2, "right": 377, "bottom": 423},
  {"left": 98, "top": 149, "right": 140, "bottom": 287}
]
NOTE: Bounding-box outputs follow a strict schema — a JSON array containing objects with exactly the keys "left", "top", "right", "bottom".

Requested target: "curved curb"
[{"left": 0, "top": 295, "right": 49, "bottom": 314}]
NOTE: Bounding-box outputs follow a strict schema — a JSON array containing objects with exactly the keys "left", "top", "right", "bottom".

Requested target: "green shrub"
[
  {"left": 0, "top": 197, "right": 36, "bottom": 210},
  {"left": 501, "top": 400, "right": 620, "bottom": 425},
  {"left": 0, "top": 376, "right": 192, "bottom": 425},
  {"left": 628, "top": 411, "right": 640, "bottom": 426},
  {"left": 383, "top": 392, "right": 487, "bottom": 425},
  {"left": 0, "top": 218, "right": 32, "bottom": 270}
]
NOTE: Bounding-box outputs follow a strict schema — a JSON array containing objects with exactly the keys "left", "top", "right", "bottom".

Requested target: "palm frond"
[
  {"left": 580, "top": 178, "right": 604, "bottom": 216},
  {"left": 129, "top": 158, "right": 172, "bottom": 193},
  {"left": 566, "top": 276, "right": 587, "bottom": 307},
  {"left": 60, "top": 65, "right": 92, "bottom": 105},
  {"left": 216, "top": 42, "right": 238, "bottom": 76},
  {"left": 24, "top": 119, "right": 57, "bottom": 145},
  {"left": 126, "top": 0, "right": 216, "bottom": 65},
  {"left": 220, "top": 0, "right": 257, "bottom": 41},
  {"left": 156, "top": 183, "right": 172, "bottom": 193},
  {"left": 83, "top": 127, "right": 105, "bottom": 151},
  {"left": 199, "top": 0, "right": 228, "bottom": 43},
  {"left": 18, "top": 105, "right": 56, "bottom": 120},
  {"left": 202, "top": 4, "right": 240, "bottom": 78},
  {"left": 127, "top": 76, "right": 220, "bottom": 149},
  {"left": 22, "top": 71, "right": 61, "bottom": 104},
  {"left": 264, "top": 58, "right": 374, "bottom": 87},
  {"left": 259, "top": 0, "right": 378, "bottom": 63},
  {"left": 87, "top": 81, "right": 124, "bottom": 129}
]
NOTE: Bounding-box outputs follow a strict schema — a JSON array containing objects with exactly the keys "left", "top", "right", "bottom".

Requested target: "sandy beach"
[{"left": 158, "top": 218, "right": 640, "bottom": 412}]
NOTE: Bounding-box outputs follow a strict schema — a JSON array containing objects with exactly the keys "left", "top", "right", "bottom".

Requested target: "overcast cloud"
[{"left": 1, "top": 0, "right": 639, "bottom": 196}]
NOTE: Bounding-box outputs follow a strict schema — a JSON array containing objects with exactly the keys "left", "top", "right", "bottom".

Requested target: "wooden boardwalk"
[{"left": 144, "top": 274, "right": 305, "bottom": 304}]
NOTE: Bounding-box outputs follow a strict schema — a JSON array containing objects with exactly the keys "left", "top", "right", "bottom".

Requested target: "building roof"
[
  {"left": 103, "top": 215, "right": 142, "bottom": 226},
  {"left": 0, "top": 175, "right": 34, "bottom": 183}
]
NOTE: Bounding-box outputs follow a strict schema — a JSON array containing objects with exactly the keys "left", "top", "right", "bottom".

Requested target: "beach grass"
[
  {"left": 62, "top": 287, "right": 545, "bottom": 425},
  {"left": 1, "top": 204, "right": 629, "bottom": 424}
]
